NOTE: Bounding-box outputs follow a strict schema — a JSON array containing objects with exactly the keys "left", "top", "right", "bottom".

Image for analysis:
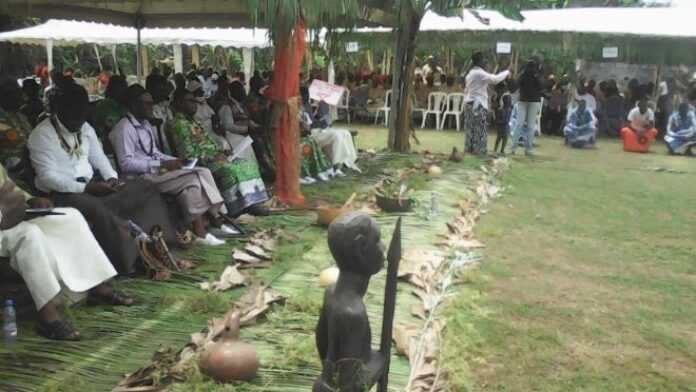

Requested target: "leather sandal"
[
  {"left": 36, "top": 319, "right": 81, "bottom": 341},
  {"left": 87, "top": 290, "right": 135, "bottom": 307}
]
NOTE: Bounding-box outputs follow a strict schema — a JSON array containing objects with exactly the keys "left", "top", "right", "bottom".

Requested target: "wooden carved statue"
[{"left": 314, "top": 212, "right": 402, "bottom": 392}]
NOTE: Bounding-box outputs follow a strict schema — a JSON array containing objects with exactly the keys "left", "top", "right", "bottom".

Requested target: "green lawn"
[{"left": 442, "top": 135, "right": 696, "bottom": 391}]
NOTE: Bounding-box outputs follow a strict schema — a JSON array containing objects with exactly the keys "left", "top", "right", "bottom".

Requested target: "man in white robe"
[
  {"left": 311, "top": 100, "right": 361, "bottom": 174},
  {"left": 0, "top": 164, "right": 132, "bottom": 341}
]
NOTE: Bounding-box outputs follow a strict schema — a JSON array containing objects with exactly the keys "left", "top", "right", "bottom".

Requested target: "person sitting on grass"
[
  {"left": 0, "top": 163, "right": 133, "bottom": 341},
  {"left": 664, "top": 102, "right": 696, "bottom": 156},
  {"left": 564, "top": 98, "right": 597, "bottom": 148},
  {"left": 621, "top": 97, "right": 658, "bottom": 153},
  {"left": 626, "top": 97, "right": 657, "bottom": 140}
]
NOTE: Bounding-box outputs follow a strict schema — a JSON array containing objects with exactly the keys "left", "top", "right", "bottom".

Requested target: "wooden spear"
[{"left": 378, "top": 217, "right": 402, "bottom": 392}]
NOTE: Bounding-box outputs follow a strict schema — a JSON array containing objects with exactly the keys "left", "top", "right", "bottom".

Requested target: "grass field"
[{"left": 441, "top": 134, "right": 696, "bottom": 391}]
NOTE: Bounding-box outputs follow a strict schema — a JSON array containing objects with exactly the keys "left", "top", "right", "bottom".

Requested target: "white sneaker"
[
  {"left": 317, "top": 172, "right": 331, "bottom": 182},
  {"left": 220, "top": 224, "right": 241, "bottom": 235},
  {"left": 334, "top": 168, "right": 347, "bottom": 177},
  {"left": 300, "top": 177, "right": 316, "bottom": 185},
  {"left": 195, "top": 233, "right": 226, "bottom": 246}
]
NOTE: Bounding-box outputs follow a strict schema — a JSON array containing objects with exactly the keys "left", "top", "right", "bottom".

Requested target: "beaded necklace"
[{"left": 50, "top": 115, "right": 82, "bottom": 159}]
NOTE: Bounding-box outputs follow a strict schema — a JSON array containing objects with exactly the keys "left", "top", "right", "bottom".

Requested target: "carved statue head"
[{"left": 328, "top": 212, "right": 385, "bottom": 277}]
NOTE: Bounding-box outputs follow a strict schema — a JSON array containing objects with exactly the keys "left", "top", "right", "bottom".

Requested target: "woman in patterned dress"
[
  {"left": 168, "top": 89, "right": 269, "bottom": 217},
  {"left": 463, "top": 52, "right": 511, "bottom": 156}
]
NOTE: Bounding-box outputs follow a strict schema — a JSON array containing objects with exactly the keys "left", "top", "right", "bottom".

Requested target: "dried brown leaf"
[
  {"left": 233, "top": 249, "right": 263, "bottom": 264},
  {"left": 244, "top": 244, "right": 272, "bottom": 261},
  {"left": 152, "top": 270, "right": 172, "bottom": 281},
  {"left": 199, "top": 265, "right": 248, "bottom": 292},
  {"left": 393, "top": 324, "right": 419, "bottom": 358},
  {"left": 234, "top": 283, "right": 286, "bottom": 326},
  {"left": 237, "top": 261, "right": 273, "bottom": 270},
  {"left": 410, "top": 303, "right": 427, "bottom": 320}
]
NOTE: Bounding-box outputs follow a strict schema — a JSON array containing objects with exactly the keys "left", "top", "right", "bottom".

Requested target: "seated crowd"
[{"left": 0, "top": 64, "right": 361, "bottom": 341}]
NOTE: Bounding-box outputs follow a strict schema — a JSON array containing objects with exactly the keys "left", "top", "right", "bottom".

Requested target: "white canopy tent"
[
  {"left": 518, "top": 6, "right": 696, "bottom": 39},
  {"left": 349, "top": 5, "right": 696, "bottom": 41},
  {"left": 0, "top": 19, "right": 270, "bottom": 84},
  {"left": 2, "top": 0, "right": 255, "bottom": 80}
]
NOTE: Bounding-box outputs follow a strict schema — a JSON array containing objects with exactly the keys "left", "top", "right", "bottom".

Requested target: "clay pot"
[
  {"left": 199, "top": 312, "right": 260, "bottom": 382},
  {"left": 316, "top": 207, "right": 347, "bottom": 227},
  {"left": 449, "top": 147, "right": 463, "bottom": 162},
  {"left": 375, "top": 194, "right": 414, "bottom": 213}
]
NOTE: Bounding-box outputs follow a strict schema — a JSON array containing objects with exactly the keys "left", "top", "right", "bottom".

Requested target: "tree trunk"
[{"left": 388, "top": 1, "right": 421, "bottom": 152}]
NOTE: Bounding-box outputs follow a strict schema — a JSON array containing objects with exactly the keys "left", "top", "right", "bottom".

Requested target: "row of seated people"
[
  {"left": 1, "top": 76, "right": 254, "bottom": 340},
  {"left": 562, "top": 96, "right": 696, "bottom": 154},
  {"left": 97, "top": 73, "right": 361, "bottom": 187},
  {"left": 0, "top": 74, "right": 361, "bottom": 341}
]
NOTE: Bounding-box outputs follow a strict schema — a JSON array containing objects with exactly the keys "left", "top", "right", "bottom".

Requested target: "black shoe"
[{"left": 244, "top": 204, "right": 270, "bottom": 217}]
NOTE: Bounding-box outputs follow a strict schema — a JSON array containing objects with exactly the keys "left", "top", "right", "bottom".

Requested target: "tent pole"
[
  {"left": 94, "top": 44, "right": 103, "bottom": 72},
  {"left": 173, "top": 44, "right": 184, "bottom": 74},
  {"left": 242, "top": 47, "right": 253, "bottom": 93},
  {"left": 192, "top": 45, "right": 201, "bottom": 68},
  {"left": 46, "top": 39, "right": 54, "bottom": 84},
  {"left": 328, "top": 59, "right": 338, "bottom": 122},
  {"left": 112, "top": 45, "right": 119, "bottom": 73},
  {"left": 136, "top": 26, "right": 143, "bottom": 83}
]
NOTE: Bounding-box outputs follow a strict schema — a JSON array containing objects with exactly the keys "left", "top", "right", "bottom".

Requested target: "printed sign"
[
  {"left": 496, "top": 42, "right": 512, "bottom": 54},
  {"left": 309, "top": 79, "right": 346, "bottom": 107},
  {"left": 346, "top": 42, "right": 359, "bottom": 53},
  {"left": 602, "top": 47, "right": 619, "bottom": 59}
]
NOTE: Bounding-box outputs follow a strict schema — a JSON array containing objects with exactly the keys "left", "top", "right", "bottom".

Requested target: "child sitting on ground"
[{"left": 494, "top": 94, "right": 513, "bottom": 155}]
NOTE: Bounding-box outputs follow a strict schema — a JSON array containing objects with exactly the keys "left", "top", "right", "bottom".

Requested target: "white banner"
[{"left": 309, "top": 79, "right": 346, "bottom": 107}]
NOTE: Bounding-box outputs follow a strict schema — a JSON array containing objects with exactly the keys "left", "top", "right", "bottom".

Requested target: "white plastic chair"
[
  {"left": 374, "top": 90, "right": 392, "bottom": 127},
  {"left": 536, "top": 97, "right": 544, "bottom": 136},
  {"left": 440, "top": 93, "right": 466, "bottom": 131},
  {"left": 411, "top": 95, "right": 425, "bottom": 120},
  {"left": 420, "top": 92, "right": 447, "bottom": 129},
  {"left": 337, "top": 89, "right": 351, "bottom": 123}
]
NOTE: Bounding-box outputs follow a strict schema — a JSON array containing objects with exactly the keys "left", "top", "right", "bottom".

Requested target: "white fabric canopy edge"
[{"left": 0, "top": 19, "right": 270, "bottom": 48}]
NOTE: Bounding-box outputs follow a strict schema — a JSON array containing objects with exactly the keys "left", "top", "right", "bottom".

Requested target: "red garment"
[
  {"left": 621, "top": 127, "right": 658, "bottom": 153},
  {"left": 266, "top": 21, "right": 307, "bottom": 206}
]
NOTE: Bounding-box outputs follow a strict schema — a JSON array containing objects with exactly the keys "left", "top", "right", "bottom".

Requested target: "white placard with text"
[
  {"left": 309, "top": 79, "right": 346, "bottom": 107},
  {"left": 603, "top": 47, "right": 619, "bottom": 59},
  {"left": 496, "top": 42, "right": 512, "bottom": 54}
]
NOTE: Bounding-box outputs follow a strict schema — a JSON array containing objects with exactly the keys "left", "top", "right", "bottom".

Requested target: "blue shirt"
[
  {"left": 667, "top": 111, "right": 695, "bottom": 134},
  {"left": 569, "top": 107, "right": 594, "bottom": 127}
]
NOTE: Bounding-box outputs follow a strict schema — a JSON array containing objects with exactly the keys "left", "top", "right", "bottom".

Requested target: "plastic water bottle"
[
  {"left": 430, "top": 192, "right": 439, "bottom": 217},
  {"left": 3, "top": 299, "right": 18, "bottom": 347}
]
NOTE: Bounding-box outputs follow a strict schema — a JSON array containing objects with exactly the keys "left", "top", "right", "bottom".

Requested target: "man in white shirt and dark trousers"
[
  {"left": 27, "top": 80, "right": 176, "bottom": 274},
  {"left": 463, "top": 52, "right": 511, "bottom": 156}
]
